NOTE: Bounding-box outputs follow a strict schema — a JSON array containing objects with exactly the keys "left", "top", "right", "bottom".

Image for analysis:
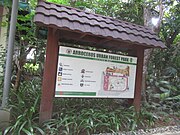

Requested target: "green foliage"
[
  {"left": 23, "top": 63, "right": 39, "bottom": 75},
  {"left": 160, "top": 1, "right": 180, "bottom": 46},
  {"left": 3, "top": 85, "right": 157, "bottom": 134},
  {"left": 47, "top": 0, "right": 71, "bottom": 6},
  {"left": 1, "top": 0, "right": 179, "bottom": 134},
  {"left": 147, "top": 43, "right": 180, "bottom": 113},
  {"left": 77, "top": 0, "right": 144, "bottom": 25},
  {"left": 0, "top": 0, "right": 11, "bottom": 7},
  {"left": 47, "top": 0, "right": 144, "bottom": 25},
  {"left": 29, "top": 0, "right": 38, "bottom": 9},
  {"left": 16, "top": 10, "right": 36, "bottom": 42},
  {"left": 43, "top": 99, "right": 157, "bottom": 134},
  {"left": 46, "top": 0, "right": 70, "bottom": 5},
  {"left": 12, "top": 4, "right": 46, "bottom": 90},
  {"left": 4, "top": 79, "right": 44, "bottom": 135}
]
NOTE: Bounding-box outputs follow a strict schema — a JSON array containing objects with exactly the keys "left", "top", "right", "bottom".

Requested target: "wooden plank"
[
  {"left": 127, "top": 48, "right": 137, "bottom": 105},
  {"left": 98, "top": 38, "right": 111, "bottom": 45},
  {"left": 74, "top": 33, "right": 87, "bottom": 44},
  {"left": 79, "top": 33, "right": 87, "bottom": 39},
  {"left": 133, "top": 47, "right": 144, "bottom": 111},
  {"left": 39, "top": 28, "right": 59, "bottom": 123}
]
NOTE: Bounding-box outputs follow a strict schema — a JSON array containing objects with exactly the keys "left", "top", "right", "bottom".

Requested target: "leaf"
[
  {"left": 153, "top": 94, "right": 161, "bottom": 99},
  {"left": 34, "top": 126, "right": 45, "bottom": 135},
  {"left": 159, "top": 80, "right": 170, "bottom": 85},
  {"left": 159, "top": 87, "right": 170, "bottom": 92},
  {"left": 166, "top": 95, "right": 180, "bottom": 100},
  {"left": 160, "top": 92, "right": 170, "bottom": 100},
  {"left": 155, "top": 81, "right": 159, "bottom": 87},
  {"left": 4, "top": 126, "right": 12, "bottom": 135},
  {"left": 22, "top": 128, "right": 31, "bottom": 135},
  {"left": 18, "top": 121, "right": 27, "bottom": 135}
]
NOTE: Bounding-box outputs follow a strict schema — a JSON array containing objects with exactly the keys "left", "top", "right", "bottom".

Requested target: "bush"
[
  {"left": 146, "top": 44, "right": 180, "bottom": 115},
  {"left": 3, "top": 77, "right": 159, "bottom": 135},
  {"left": 4, "top": 79, "right": 44, "bottom": 135},
  {"left": 43, "top": 99, "right": 157, "bottom": 134}
]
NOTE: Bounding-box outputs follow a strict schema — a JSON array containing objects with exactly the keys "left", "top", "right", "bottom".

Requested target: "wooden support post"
[
  {"left": 127, "top": 49, "right": 137, "bottom": 105},
  {"left": 133, "top": 47, "right": 144, "bottom": 112},
  {"left": 39, "top": 28, "right": 59, "bottom": 123}
]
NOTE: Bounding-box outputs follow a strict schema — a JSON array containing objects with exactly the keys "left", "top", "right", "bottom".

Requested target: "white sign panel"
[{"left": 55, "top": 46, "right": 137, "bottom": 98}]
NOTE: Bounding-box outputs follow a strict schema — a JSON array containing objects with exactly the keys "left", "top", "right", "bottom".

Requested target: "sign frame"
[
  {"left": 39, "top": 29, "right": 145, "bottom": 124},
  {"left": 55, "top": 46, "right": 137, "bottom": 98}
]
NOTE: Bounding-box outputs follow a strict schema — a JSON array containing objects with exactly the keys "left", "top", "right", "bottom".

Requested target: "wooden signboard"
[{"left": 39, "top": 28, "right": 144, "bottom": 123}]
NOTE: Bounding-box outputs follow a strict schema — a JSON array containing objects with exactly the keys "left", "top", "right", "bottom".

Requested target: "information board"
[{"left": 55, "top": 46, "right": 137, "bottom": 98}]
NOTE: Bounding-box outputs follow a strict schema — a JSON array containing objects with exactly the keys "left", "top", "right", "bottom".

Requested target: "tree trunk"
[
  {"left": 142, "top": 49, "right": 153, "bottom": 102},
  {"left": 142, "top": 0, "right": 164, "bottom": 103},
  {"left": 13, "top": 42, "right": 32, "bottom": 91},
  {"left": 14, "top": 67, "right": 22, "bottom": 90}
]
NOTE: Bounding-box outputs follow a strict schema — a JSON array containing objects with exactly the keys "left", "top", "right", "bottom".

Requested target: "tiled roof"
[{"left": 34, "top": 1, "right": 166, "bottom": 48}]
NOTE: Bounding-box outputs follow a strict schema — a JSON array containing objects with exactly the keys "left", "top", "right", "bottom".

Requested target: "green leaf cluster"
[
  {"left": 4, "top": 79, "right": 44, "bottom": 135},
  {"left": 147, "top": 43, "right": 180, "bottom": 115},
  {"left": 42, "top": 99, "right": 157, "bottom": 134}
]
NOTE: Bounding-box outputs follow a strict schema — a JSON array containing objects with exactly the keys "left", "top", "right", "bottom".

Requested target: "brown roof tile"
[{"left": 34, "top": 1, "right": 166, "bottom": 48}]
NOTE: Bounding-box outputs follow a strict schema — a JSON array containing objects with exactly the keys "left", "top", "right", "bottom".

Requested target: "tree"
[
  {"left": 161, "top": 1, "right": 180, "bottom": 47},
  {"left": 11, "top": 1, "right": 45, "bottom": 90},
  {"left": 146, "top": 1, "right": 180, "bottom": 105},
  {"left": 9, "top": 0, "right": 179, "bottom": 98}
]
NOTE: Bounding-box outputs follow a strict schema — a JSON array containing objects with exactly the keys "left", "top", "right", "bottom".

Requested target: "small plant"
[
  {"left": 4, "top": 79, "right": 44, "bottom": 135},
  {"left": 147, "top": 44, "right": 180, "bottom": 114},
  {"left": 23, "top": 63, "right": 39, "bottom": 75},
  {"left": 43, "top": 99, "right": 157, "bottom": 134}
]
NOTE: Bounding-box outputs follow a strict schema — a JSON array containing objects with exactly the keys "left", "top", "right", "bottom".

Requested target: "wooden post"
[
  {"left": 127, "top": 49, "right": 136, "bottom": 105},
  {"left": 133, "top": 47, "right": 144, "bottom": 111},
  {"left": 39, "top": 28, "right": 59, "bottom": 123}
]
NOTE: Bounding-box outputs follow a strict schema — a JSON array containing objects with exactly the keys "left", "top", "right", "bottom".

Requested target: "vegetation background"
[{"left": 0, "top": 0, "right": 179, "bottom": 134}]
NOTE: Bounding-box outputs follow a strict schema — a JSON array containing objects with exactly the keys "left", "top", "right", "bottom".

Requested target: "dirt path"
[
  {"left": 93, "top": 126, "right": 180, "bottom": 135},
  {"left": 151, "top": 131, "right": 180, "bottom": 135}
]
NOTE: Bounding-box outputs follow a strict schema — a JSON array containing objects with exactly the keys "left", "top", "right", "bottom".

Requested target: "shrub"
[
  {"left": 43, "top": 99, "right": 157, "bottom": 134},
  {"left": 4, "top": 79, "right": 44, "bottom": 135}
]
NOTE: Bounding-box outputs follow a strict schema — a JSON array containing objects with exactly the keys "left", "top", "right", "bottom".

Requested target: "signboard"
[{"left": 55, "top": 46, "right": 137, "bottom": 98}]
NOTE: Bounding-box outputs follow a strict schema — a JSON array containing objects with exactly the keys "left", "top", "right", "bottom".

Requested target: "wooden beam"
[
  {"left": 98, "top": 38, "right": 111, "bottom": 45},
  {"left": 133, "top": 47, "right": 144, "bottom": 111},
  {"left": 127, "top": 49, "right": 137, "bottom": 57},
  {"left": 59, "top": 30, "right": 82, "bottom": 41},
  {"left": 74, "top": 33, "right": 87, "bottom": 44},
  {"left": 79, "top": 33, "right": 87, "bottom": 39},
  {"left": 39, "top": 28, "right": 59, "bottom": 123}
]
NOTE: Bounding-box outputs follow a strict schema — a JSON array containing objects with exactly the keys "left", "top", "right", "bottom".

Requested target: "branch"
[
  {"left": 166, "top": 29, "right": 179, "bottom": 47},
  {"left": 70, "top": 0, "right": 77, "bottom": 7},
  {"left": 153, "top": 0, "right": 164, "bottom": 34}
]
